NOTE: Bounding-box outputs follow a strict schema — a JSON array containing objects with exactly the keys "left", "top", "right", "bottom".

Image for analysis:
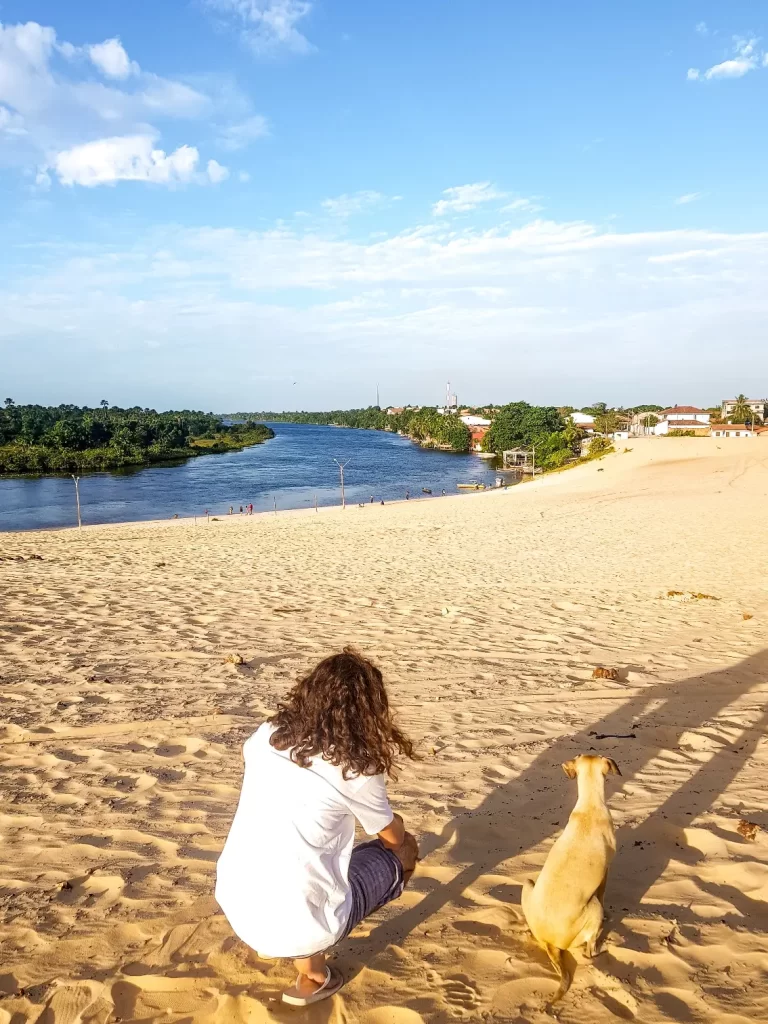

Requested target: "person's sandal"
[{"left": 282, "top": 966, "right": 344, "bottom": 1006}]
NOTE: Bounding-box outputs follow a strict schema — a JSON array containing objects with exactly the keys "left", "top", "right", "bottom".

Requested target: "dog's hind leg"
[
  {"left": 544, "top": 943, "right": 572, "bottom": 1002},
  {"left": 578, "top": 895, "right": 604, "bottom": 959}
]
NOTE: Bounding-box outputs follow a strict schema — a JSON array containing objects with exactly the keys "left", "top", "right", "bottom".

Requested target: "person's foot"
[{"left": 282, "top": 966, "right": 345, "bottom": 1006}]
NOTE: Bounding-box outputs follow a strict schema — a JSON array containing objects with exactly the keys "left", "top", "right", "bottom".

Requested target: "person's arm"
[{"left": 377, "top": 812, "right": 406, "bottom": 850}]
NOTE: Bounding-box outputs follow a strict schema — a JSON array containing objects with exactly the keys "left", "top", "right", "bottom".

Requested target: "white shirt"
[{"left": 215, "top": 722, "right": 394, "bottom": 958}]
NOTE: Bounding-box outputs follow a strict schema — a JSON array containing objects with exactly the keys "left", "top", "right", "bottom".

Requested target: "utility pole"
[
  {"left": 71, "top": 474, "right": 82, "bottom": 531},
  {"left": 376, "top": 383, "right": 380, "bottom": 409},
  {"left": 333, "top": 458, "right": 351, "bottom": 509}
]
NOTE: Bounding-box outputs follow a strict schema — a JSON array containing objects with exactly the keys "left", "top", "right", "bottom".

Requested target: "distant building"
[
  {"left": 652, "top": 406, "right": 711, "bottom": 436},
  {"left": 721, "top": 398, "right": 767, "bottom": 421},
  {"left": 468, "top": 425, "right": 490, "bottom": 452},
  {"left": 711, "top": 424, "right": 756, "bottom": 438},
  {"left": 460, "top": 415, "right": 492, "bottom": 427},
  {"left": 571, "top": 412, "right": 596, "bottom": 426},
  {"left": 386, "top": 407, "right": 404, "bottom": 416},
  {"left": 660, "top": 406, "right": 711, "bottom": 423}
]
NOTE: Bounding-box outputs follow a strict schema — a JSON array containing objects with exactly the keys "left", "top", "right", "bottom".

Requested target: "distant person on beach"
[
  {"left": 215, "top": 648, "right": 418, "bottom": 1007},
  {"left": 370, "top": 495, "right": 374, "bottom": 503},
  {"left": 248, "top": 503, "right": 253, "bottom": 515},
  {"left": 229, "top": 506, "right": 234, "bottom": 515},
  {"left": 405, "top": 490, "right": 410, "bottom": 500},
  {"left": 239, "top": 505, "right": 244, "bottom": 514}
]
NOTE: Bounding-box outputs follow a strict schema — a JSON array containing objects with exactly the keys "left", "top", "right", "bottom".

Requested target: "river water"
[{"left": 0, "top": 422, "right": 502, "bottom": 532}]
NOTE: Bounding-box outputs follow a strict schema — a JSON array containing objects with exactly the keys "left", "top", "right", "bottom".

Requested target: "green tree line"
[
  {"left": 245, "top": 407, "right": 473, "bottom": 452},
  {"left": 0, "top": 400, "right": 273, "bottom": 474}
]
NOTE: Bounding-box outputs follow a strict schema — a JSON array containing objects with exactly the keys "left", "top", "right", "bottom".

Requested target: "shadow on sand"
[{"left": 335, "top": 648, "right": 768, "bottom": 1003}]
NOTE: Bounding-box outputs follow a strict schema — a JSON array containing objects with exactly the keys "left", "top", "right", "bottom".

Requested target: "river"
[{"left": 0, "top": 422, "right": 503, "bottom": 532}]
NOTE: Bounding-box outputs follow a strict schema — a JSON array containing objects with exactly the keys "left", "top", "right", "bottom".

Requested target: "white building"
[
  {"left": 721, "top": 398, "right": 766, "bottom": 421},
  {"left": 711, "top": 424, "right": 756, "bottom": 438},
  {"left": 460, "top": 415, "right": 492, "bottom": 427},
  {"left": 571, "top": 412, "right": 596, "bottom": 426},
  {"left": 653, "top": 406, "right": 711, "bottom": 436}
]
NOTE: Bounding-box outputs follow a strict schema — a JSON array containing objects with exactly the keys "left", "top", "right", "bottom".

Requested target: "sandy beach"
[{"left": 1, "top": 436, "right": 768, "bottom": 1024}]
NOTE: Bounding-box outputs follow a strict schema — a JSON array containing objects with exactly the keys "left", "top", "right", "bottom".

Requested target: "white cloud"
[
  {"left": 691, "top": 34, "right": 767, "bottom": 80},
  {"left": 206, "top": 158, "right": 229, "bottom": 183},
  {"left": 217, "top": 114, "right": 269, "bottom": 149},
  {"left": 0, "top": 20, "right": 255, "bottom": 187},
  {"left": 204, "top": 0, "right": 314, "bottom": 55},
  {"left": 705, "top": 58, "right": 754, "bottom": 79},
  {"left": 51, "top": 134, "right": 222, "bottom": 187},
  {"left": 321, "top": 191, "right": 388, "bottom": 217},
  {"left": 4, "top": 215, "right": 768, "bottom": 405},
  {"left": 238, "top": 170, "right": 251, "bottom": 182},
  {"left": 87, "top": 38, "right": 139, "bottom": 79},
  {"left": 675, "top": 192, "right": 704, "bottom": 205},
  {"left": 696, "top": 22, "right": 708, "bottom": 36},
  {"left": 433, "top": 182, "right": 507, "bottom": 216}
]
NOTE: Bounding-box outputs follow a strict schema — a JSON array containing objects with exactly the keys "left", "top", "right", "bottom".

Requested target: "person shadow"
[{"left": 338, "top": 648, "right": 768, "bottom": 1000}]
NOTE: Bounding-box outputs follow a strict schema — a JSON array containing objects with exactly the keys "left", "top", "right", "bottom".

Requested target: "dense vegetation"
[
  {"left": 246, "top": 407, "right": 472, "bottom": 452},
  {"left": 0, "top": 400, "right": 273, "bottom": 474},
  {"left": 482, "top": 402, "right": 584, "bottom": 470}
]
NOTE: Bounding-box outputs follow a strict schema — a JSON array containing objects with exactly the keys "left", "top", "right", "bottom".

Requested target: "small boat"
[
  {"left": 422, "top": 487, "right": 432, "bottom": 494},
  {"left": 457, "top": 482, "right": 486, "bottom": 490}
]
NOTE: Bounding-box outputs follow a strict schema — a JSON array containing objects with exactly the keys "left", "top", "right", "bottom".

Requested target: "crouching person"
[{"left": 216, "top": 647, "right": 419, "bottom": 1006}]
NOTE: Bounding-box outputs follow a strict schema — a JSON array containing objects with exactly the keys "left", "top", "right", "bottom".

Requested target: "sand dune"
[{"left": 1, "top": 436, "right": 768, "bottom": 1023}]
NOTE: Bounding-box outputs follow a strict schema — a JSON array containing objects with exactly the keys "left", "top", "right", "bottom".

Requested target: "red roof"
[
  {"left": 666, "top": 419, "right": 710, "bottom": 427},
  {"left": 661, "top": 406, "right": 706, "bottom": 415},
  {"left": 712, "top": 424, "right": 751, "bottom": 431}
]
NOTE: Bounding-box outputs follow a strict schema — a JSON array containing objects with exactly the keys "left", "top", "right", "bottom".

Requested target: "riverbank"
[
  {"left": 0, "top": 425, "right": 274, "bottom": 477},
  {"left": 1, "top": 437, "right": 767, "bottom": 1024}
]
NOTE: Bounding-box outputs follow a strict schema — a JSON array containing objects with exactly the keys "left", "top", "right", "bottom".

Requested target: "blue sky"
[{"left": 1, "top": 1, "right": 767, "bottom": 411}]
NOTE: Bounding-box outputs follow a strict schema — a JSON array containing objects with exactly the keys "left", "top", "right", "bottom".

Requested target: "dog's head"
[{"left": 562, "top": 754, "right": 622, "bottom": 779}]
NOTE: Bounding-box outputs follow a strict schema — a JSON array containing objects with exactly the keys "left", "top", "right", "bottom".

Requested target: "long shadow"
[{"left": 342, "top": 648, "right": 768, "bottom": 973}]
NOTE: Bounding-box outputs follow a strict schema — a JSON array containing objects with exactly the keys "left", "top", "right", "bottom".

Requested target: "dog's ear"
[
  {"left": 561, "top": 759, "right": 577, "bottom": 779},
  {"left": 602, "top": 757, "right": 622, "bottom": 776}
]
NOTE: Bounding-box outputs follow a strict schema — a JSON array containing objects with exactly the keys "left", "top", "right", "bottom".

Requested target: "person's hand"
[{"left": 394, "top": 830, "right": 419, "bottom": 878}]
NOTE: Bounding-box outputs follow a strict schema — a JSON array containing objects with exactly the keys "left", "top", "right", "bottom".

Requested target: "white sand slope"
[{"left": 1, "top": 436, "right": 768, "bottom": 1024}]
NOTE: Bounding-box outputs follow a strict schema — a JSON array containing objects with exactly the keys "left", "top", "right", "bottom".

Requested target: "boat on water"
[
  {"left": 457, "top": 482, "right": 486, "bottom": 490},
  {"left": 422, "top": 487, "right": 432, "bottom": 494},
  {"left": 477, "top": 451, "right": 496, "bottom": 459}
]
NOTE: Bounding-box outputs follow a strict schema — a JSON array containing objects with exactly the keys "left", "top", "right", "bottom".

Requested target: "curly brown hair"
[{"left": 269, "top": 647, "right": 415, "bottom": 778}]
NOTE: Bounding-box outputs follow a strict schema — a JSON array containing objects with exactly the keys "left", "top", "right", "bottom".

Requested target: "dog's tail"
[{"left": 544, "top": 943, "right": 573, "bottom": 1002}]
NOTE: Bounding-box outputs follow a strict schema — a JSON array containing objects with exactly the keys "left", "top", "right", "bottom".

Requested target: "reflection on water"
[{"left": 0, "top": 422, "right": 506, "bottom": 532}]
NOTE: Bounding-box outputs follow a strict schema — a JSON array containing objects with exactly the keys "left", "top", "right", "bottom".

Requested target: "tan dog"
[{"left": 521, "top": 754, "right": 621, "bottom": 1001}]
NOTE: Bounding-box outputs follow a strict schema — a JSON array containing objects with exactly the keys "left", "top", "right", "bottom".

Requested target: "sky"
[{"left": 1, "top": 1, "right": 767, "bottom": 412}]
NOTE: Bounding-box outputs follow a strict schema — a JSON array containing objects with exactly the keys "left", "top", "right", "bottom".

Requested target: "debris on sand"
[
  {"left": 225, "top": 653, "right": 245, "bottom": 665},
  {"left": 592, "top": 666, "right": 620, "bottom": 680},
  {"left": 665, "top": 590, "right": 719, "bottom": 602},
  {"left": 737, "top": 820, "right": 761, "bottom": 842}
]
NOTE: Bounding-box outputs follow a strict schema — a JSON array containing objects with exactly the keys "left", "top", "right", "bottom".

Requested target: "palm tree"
[{"left": 730, "top": 394, "right": 753, "bottom": 425}]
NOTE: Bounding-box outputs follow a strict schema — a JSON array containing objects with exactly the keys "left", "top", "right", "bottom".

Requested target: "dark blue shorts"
[{"left": 340, "top": 839, "right": 405, "bottom": 940}]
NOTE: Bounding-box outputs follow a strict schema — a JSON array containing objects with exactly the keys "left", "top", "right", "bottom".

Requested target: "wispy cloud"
[
  {"left": 675, "top": 192, "right": 705, "bottom": 205},
  {"left": 5, "top": 215, "right": 768, "bottom": 404},
  {"left": 321, "top": 191, "right": 393, "bottom": 217},
  {"left": 695, "top": 21, "right": 708, "bottom": 36},
  {"left": 217, "top": 115, "right": 269, "bottom": 150},
  {"left": 203, "top": 0, "right": 314, "bottom": 55},
  {"left": 501, "top": 197, "right": 543, "bottom": 214},
  {"left": 688, "top": 34, "right": 766, "bottom": 81},
  {"left": 433, "top": 182, "right": 507, "bottom": 216}
]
